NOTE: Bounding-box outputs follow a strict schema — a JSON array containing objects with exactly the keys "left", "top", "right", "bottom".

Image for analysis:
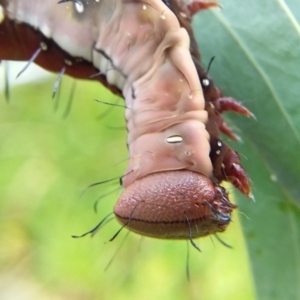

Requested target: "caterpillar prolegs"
[{"left": 0, "top": 0, "right": 252, "bottom": 241}]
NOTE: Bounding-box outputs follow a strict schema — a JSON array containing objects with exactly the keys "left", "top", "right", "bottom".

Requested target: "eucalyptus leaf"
[{"left": 194, "top": 1, "right": 300, "bottom": 299}]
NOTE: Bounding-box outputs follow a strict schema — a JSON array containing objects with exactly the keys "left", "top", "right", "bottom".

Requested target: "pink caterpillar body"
[{"left": 0, "top": 0, "right": 251, "bottom": 240}]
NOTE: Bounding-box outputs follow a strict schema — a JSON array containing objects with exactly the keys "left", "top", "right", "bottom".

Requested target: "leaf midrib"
[{"left": 210, "top": 8, "right": 300, "bottom": 150}]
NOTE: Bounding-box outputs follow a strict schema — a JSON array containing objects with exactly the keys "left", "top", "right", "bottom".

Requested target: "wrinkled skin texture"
[
  {"left": 115, "top": 170, "right": 236, "bottom": 239},
  {"left": 0, "top": 0, "right": 213, "bottom": 185},
  {"left": 164, "top": 0, "right": 252, "bottom": 196},
  {"left": 0, "top": 0, "right": 252, "bottom": 239}
]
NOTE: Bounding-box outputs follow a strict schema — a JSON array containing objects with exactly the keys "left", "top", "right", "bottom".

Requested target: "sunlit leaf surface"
[{"left": 194, "top": 0, "right": 300, "bottom": 299}]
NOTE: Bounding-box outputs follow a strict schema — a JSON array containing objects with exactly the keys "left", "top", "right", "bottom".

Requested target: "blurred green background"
[{"left": 0, "top": 66, "right": 254, "bottom": 299}]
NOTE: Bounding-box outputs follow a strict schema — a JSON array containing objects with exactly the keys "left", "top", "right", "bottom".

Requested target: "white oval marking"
[
  {"left": 64, "top": 59, "right": 73, "bottom": 66},
  {"left": 202, "top": 78, "right": 210, "bottom": 87},
  {"left": 40, "top": 42, "right": 48, "bottom": 51},
  {"left": 75, "top": 1, "right": 84, "bottom": 13},
  {"left": 217, "top": 141, "right": 222, "bottom": 147},
  {"left": 166, "top": 135, "right": 183, "bottom": 144},
  {"left": 160, "top": 13, "right": 166, "bottom": 20}
]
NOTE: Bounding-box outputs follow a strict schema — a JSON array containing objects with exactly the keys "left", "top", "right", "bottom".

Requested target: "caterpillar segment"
[
  {"left": 164, "top": 0, "right": 252, "bottom": 197},
  {"left": 193, "top": 59, "right": 252, "bottom": 197},
  {"left": 0, "top": 0, "right": 251, "bottom": 240}
]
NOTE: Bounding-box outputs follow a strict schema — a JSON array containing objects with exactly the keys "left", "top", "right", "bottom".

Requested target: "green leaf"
[{"left": 194, "top": 1, "right": 300, "bottom": 299}]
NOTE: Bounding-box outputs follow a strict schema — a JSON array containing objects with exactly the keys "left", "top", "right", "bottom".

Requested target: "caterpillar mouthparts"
[{"left": 114, "top": 170, "right": 236, "bottom": 239}]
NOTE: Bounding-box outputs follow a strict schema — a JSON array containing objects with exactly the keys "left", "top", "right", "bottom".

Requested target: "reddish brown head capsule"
[{"left": 114, "top": 171, "right": 236, "bottom": 239}]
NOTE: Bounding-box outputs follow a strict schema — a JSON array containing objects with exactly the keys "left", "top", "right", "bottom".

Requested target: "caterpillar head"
[{"left": 114, "top": 170, "right": 236, "bottom": 239}]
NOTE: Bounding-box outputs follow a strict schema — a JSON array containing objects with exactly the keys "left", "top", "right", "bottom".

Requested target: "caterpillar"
[{"left": 0, "top": 0, "right": 252, "bottom": 242}]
